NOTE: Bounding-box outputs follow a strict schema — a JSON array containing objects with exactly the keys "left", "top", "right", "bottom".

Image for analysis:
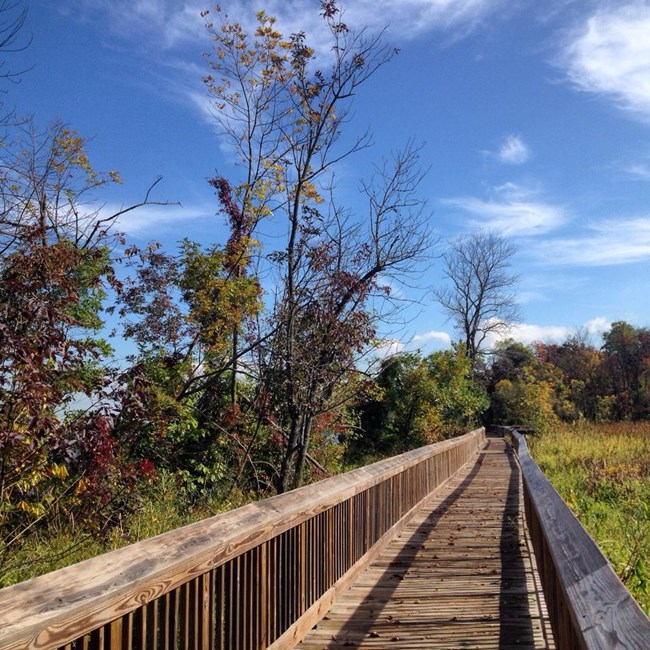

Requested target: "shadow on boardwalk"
[{"left": 299, "top": 436, "right": 554, "bottom": 649}]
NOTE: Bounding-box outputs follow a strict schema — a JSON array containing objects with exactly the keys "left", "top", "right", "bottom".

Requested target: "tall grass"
[
  {"left": 1, "top": 471, "right": 251, "bottom": 588},
  {"left": 529, "top": 421, "right": 650, "bottom": 615}
]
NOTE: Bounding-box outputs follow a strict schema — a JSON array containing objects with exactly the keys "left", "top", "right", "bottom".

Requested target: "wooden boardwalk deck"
[{"left": 299, "top": 436, "right": 556, "bottom": 649}]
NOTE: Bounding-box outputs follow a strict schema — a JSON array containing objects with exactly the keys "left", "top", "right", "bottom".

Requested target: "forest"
[{"left": 1, "top": 1, "right": 649, "bottom": 587}]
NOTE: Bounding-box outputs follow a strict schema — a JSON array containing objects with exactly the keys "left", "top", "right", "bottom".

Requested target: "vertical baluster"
[
  {"left": 124, "top": 611, "right": 134, "bottom": 650},
  {"left": 305, "top": 518, "right": 312, "bottom": 606},
  {"left": 336, "top": 504, "right": 342, "bottom": 579},
  {"left": 88, "top": 627, "right": 104, "bottom": 650},
  {"left": 200, "top": 572, "right": 212, "bottom": 650},
  {"left": 108, "top": 618, "right": 122, "bottom": 650},
  {"left": 132, "top": 605, "right": 147, "bottom": 650},
  {"left": 236, "top": 554, "right": 246, "bottom": 650},
  {"left": 146, "top": 597, "right": 159, "bottom": 649},
  {"left": 179, "top": 581, "right": 190, "bottom": 650},
  {"left": 325, "top": 508, "right": 334, "bottom": 590},
  {"left": 278, "top": 533, "right": 286, "bottom": 638},
  {"left": 348, "top": 497, "right": 354, "bottom": 568},
  {"left": 186, "top": 579, "right": 196, "bottom": 650},
  {"left": 257, "top": 542, "right": 270, "bottom": 648},
  {"left": 299, "top": 522, "right": 306, "bottom": 617},
  {"left": 214, "top": 565, "right": 224, "bottom": 650},
  {"left": 270, "top": 536, "right": 277, "bottom": 644},
  {"left": 236, "top": 555, "right": 244, "bottom": 650},
  {"left": 162, "top": 589, "right": 176, "bottom": 650},
  {"left": 289, "top": 527, "right": 297, "bottom": 627},
  {"left": 246, "top": 551, "right": 253, "bottom": 650}
]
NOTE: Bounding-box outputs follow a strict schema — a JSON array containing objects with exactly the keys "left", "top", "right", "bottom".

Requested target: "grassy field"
[{"left": 529, "top": 421, "right": 650, "bottom": 616}]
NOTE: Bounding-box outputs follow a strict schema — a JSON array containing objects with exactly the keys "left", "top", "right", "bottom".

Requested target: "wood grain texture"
[
  {"left": 298, "top": 436, "right": 555, "bottom": 649},
  {"left": 0, "top": 430, "right": 484, "bottom": 650},
  {"left": 505, "top": 428, "right": 650, "bottom": 649}
]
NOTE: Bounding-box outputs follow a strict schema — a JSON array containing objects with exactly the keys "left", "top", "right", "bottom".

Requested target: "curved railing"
[
  {"left": 0, "top": 428, "right": 485, "bottom": 650},
  {"left": 501, "top": 426, "right": 650, "bottom": 649}
]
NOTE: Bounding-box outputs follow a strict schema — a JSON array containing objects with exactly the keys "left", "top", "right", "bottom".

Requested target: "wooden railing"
[
  {"left": 501, "top": 426, "right": 650, "bottom": 649},
  {"left": 0, "top": 428, "right": 485, "bottom": 650}
]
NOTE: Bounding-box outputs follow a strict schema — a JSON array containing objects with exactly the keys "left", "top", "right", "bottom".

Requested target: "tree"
[
  {"left": 601, "top": 321, "right": 650, "bottom": 420},
  {"left": 202, "top": 2, "right": 431, "bottom": 491},
  {"left": 0, "top": 121, "right": 173, "bottom": 578},
  {"left": 434, "top": 231, "right": 520, "bottom": 364},
  {"left": 347, "top": 347, "right": 487, "bottom": 465},
  {"left": 534, "top": 336, "right": 602, "bottom": 420}
]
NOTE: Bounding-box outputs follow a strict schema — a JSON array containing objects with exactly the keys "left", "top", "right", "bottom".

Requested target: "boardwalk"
[{"left": 299, "top": 436, "right": 556, "bottom": 649}]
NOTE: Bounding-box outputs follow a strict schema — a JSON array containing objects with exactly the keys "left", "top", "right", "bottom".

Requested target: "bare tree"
[{"left": 434, "top": 231, "right": 520, "bottom": 364}]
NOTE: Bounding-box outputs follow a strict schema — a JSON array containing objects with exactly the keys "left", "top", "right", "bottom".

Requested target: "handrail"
[
  {"left": 0, "top": 428, "right": 485, "bottom": 650},
  {"left": 501, "top": 426, "right": 650, "bottom": 649}
]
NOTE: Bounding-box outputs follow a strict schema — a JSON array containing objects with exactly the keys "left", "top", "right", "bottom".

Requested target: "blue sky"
[{"left": 9, "top": 0, "right": 650, "bottom": 356}]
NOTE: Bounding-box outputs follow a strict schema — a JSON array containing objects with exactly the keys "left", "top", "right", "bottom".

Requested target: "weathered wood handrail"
[
  {"left": 0, "top": 428, "right": 485, "bottom": 650},
  {"left": 501, "top": 426, "right": 650, "bottom": 649}
]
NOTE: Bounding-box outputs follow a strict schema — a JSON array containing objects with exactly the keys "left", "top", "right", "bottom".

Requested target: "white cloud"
[
  {"left": 485, "top": 317, "right": 613, "bottom": 349},
  {"left": 537, "top": 216, "right": 650, "bottom": 266},
  {"left": 496, "top": 134, "right": 530, "bottom": 164},
  {"left": 560, "top": 4, "right": 650, "bottom": 122},
  {"left": 442, "top": 183, "right": 566, "bottom": 237},
  {"left": 72, "top": 0, "right": 205, "bottom": 48},
  {"left": 585, "top": 316, "right": 611, "bottom": 337},
  {"left": 411, "top": 330, "right": 452, "bottom": 346},
  {"left": 107, "top": 202, "right": 214, "bottom": 235},
  {"left": 505, "top": 322, "right": 571, "bottom": 345},
  {"left": 484, "top": 321, "right": 570, "bottom": 349}
]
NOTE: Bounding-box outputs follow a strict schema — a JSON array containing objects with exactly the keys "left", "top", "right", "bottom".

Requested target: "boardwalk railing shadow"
[{"left": 498, "top": 443, "right": 543, "bottom": 648}]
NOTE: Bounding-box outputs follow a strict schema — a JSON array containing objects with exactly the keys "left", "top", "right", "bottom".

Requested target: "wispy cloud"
[
  {"left": 70, "top": 0, "right": 205, "bottom": 49},
  {"left": 71, "top": 0, "right": 509, "bottom": 135},
  {"left": 559, "top": 3, "right": 650, "bottom": 122},
  {"left": 105, "top": 202, "right": 214, "bottom": 235},
  {"left": 442, "top": 183, "right": 566, "bottom": 237},
  {"left": 494, "top": 134, "right": 530, "bottom": 164},
  {"left": 624, "top": 162, "right": 650, "bottom": 181},
  {"left": 75, "top": 0, "right": 505, "bottom": 52},
  {"left": 537, "top": 216, "right": 650, "bottom": 266},
  {"left": 345, "top": 0, "right": 506, "bottom": 39}
]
